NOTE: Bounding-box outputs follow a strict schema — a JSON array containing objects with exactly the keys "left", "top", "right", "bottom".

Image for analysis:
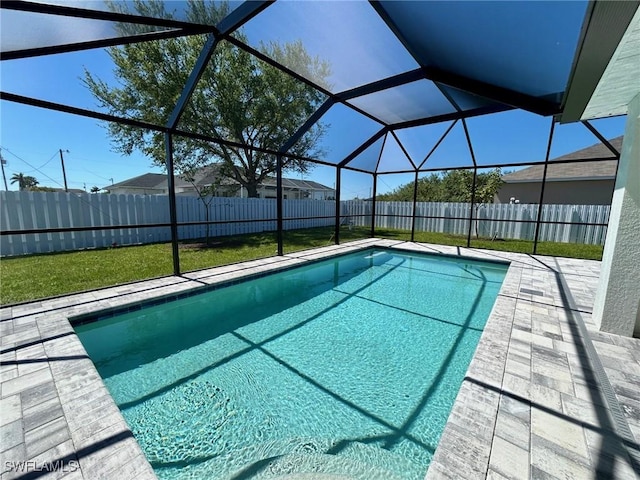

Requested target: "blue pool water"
[{"left": 75, "top": 249, "right": 507, "bottom": 479}]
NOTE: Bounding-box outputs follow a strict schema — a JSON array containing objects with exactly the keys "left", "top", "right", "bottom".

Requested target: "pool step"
[
  {"left": 228, "top": 438, "right": 421, "bottom": 479},
  {"left": 332, "top": 440, "right": 426, "bottom": 480},
  {"left": 158, "top": 452, "right": 395, "bottom": 480},
  {"left": 155, "top": 437, "right": 425, "bottom": 480},
  {"left": 228, "top": 450, "right": 405, "bottom": 480}
]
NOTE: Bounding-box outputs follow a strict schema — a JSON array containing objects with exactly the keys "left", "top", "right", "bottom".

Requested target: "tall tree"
[
  {"left": 377, "top": 168, "right": 503, "bottom": 203},
  {"left": 377, "top": 168, "right": 504, "bottom": 238},
  {"left": 84, "top": 0, "right": 329, "bottom": 197},
  {"left": 10, "top": 173, "right": 38, "bottom": 191}
]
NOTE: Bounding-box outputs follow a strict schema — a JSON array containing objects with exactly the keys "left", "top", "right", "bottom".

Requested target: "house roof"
[
  {"left": 36, "top": 187, "right": 87, "bottom": 194},
  {"left": 109, "top": 173, "right": 168, "bottom": 190},
  {"left": 551, "top": 135, "right": 623, "bottom": 162},
  {"left": 61, "top": 188, "right": 87, "bottom": 194},
  {"left": 192, "top": 165, "right": 227, "bottom": 187},
  {"left": 186, "top": 165, "right": 332, "bottom": 190},
  {"left": 261, "top": 177, "right": 334, "bottom": 191},
  {"left": 502, "top": 136, "right": 622, "bottom": 183},
  {"left": 111, "top": 167, "right": 334, "bottom": 191}
]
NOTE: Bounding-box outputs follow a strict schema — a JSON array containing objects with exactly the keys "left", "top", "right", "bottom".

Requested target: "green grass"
[
  {"left": 535, "top": 241, "right": 603, "bottom": 259},
  {"left": 378, "top": 228, "right": 603, "bottom": 259},
  {"left": 1, "top": 245, "right": 175, "bottom": 305},
  {"left": 0, "top": 226, "right": 602, "bottom": 305},
  {"left": 0, "top": 227, "right": 367, "bottom": 305}
]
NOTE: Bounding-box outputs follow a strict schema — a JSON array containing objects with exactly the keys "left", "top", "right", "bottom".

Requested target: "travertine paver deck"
[{"left": 1, "top": 239, "right": 639, "bottom": 480}]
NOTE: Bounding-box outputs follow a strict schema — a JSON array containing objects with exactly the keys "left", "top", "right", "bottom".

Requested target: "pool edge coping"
[
  {"left": 69, "top": 242, "right": 509, "bottom": 328},
  {"left": 2, "top": 239, "right": 637, "bottom": 480}
]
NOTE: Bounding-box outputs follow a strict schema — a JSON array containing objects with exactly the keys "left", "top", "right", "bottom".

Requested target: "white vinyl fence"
[
  {"left": 0, "top": 192, "right": 335, "bottom": 256},
  {"left": 341, "top": 200, "right": 610, "bottom": 245},
  {"left": 0, "top": 192, "right": 610, "bottom": 256}
]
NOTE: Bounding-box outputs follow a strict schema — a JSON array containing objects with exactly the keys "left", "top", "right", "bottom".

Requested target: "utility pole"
[
  {"left": 59, "top": 149, "right": 69, "bottom": 192},
  {"left": 0, "top": 150, "right": 8, "bottom": 190}
]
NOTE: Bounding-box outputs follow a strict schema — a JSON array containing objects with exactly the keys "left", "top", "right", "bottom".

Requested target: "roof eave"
[
  {"left": 560, "top": 1, "right": 640, "bottom": 123},
  {"left": 504, "top": 176, "right": 616, "bottom": 183}
]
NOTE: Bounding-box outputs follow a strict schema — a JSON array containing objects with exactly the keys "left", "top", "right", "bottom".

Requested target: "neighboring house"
[
  {"left": 107, "top": 173, "right": 171, "bottom": 196},
  {"left": 496, "top": 136, "right": 622, "bottom": 205},
  {"left": 108, "top": 166, "right": 335, "bottom": 200},
  {"left": 29, "top": 187, "right": 87, "bottom": 194},
  {"left": 56, "top": 188, "right": 87, "bottom": 194},
  {"left": 256, "top": 177, "right": 335, "bottom": 200}
]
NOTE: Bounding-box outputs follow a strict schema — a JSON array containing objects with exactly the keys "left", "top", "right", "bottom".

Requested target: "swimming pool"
[{"left": 75, "top": 248, "right": 508, "bottom": 479}]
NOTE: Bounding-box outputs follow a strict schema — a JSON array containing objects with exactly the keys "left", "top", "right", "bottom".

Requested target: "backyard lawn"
[{"left": 0, "top": 226, "right": 602, "bottom": 305}]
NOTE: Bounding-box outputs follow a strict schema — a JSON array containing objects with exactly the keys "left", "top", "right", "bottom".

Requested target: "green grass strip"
[{"left": 0, "top": 226, "right": 602, "bottom": 305}]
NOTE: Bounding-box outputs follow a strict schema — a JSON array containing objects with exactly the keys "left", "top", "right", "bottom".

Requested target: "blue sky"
[
  {"left": 0, "top": 85, "right": 627, "bottom": 199},
  {"left": 0, "top": 1, "right": 628, "bottom": 198}
]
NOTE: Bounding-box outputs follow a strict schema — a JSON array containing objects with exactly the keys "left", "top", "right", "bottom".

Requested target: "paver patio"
[{"left": 1, "top": 239, "right": 639, "bottom": 479}]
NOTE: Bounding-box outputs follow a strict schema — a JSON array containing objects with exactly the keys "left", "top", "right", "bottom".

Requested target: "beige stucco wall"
[
  {"left": 496, "top": 179, "right": 615, "bottom": 205},
  {"left": 109, "top": 187, "right": 168, "bottom": 195}
]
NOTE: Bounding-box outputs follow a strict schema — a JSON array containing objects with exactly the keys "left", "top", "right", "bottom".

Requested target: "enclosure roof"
[{"left": 1, "top": 1, "right": 638, "bottom": 174}]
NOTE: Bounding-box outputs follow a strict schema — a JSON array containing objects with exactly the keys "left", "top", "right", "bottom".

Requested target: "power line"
[
  {"left": 18, "top": 151, "right": 60, "bottom": 174},
  {"left": 377, "top": 176, "right": 394, "bottom": 190},
  {"left": 0, "top": 146, "right": 119, "bottom": 222},
  {"left": 1, "top": 146, "right": 66, "bottom": 189},
  {"left": 64, "top": 153, "right": 114, "bottom": 182},
  {"left": 0, "top": 148, "right": 59, "bottom": 174}
]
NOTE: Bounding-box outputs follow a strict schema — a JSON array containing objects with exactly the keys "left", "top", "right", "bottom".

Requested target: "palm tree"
[{"left": 10, "top": 173, "right": 39, "bottom": 191}]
